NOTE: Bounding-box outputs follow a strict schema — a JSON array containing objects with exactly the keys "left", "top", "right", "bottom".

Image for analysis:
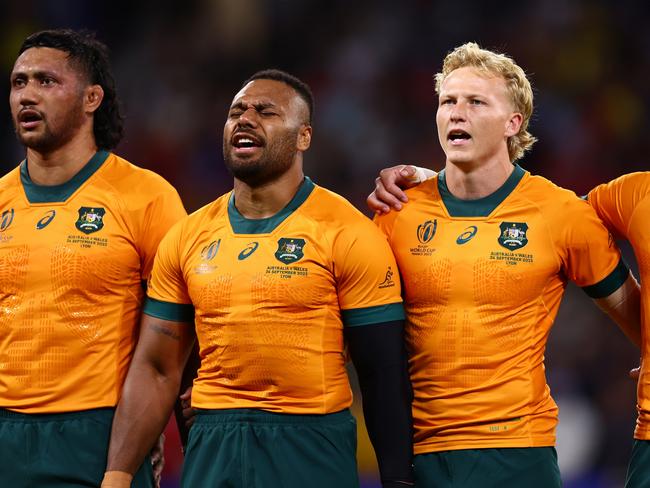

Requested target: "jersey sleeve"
[
  {"left": 133, "top": 181, "right": 187, "bottom": 280},
  {"left": 143, "top": 220, "right": 194, "bottom": 323},
  {"left": 587, "top": 172, "right": 649, "bottom": 240},
  {"left": 558, "top": 196, "right": 628, "bottom": 299},
  {"left": 333, "top": 217, "right": 405, "bottom": 327}
]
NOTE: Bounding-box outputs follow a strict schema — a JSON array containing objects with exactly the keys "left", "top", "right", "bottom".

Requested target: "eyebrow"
[
  {"left": 229, "top": 101, "right": 277, "bottom": 111},
  {"left": 11, "top": 69, "right": 59, "bottom": 80}
]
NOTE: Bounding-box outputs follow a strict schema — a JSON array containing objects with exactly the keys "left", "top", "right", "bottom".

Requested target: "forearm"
[
  {"left": 346, "top": 322, "right": 414, "bottom": 485},
  {"left": 106, "top": 364, "right": 182, "bottom": 475},
  {"left": 174, "top": 342, "right": 200, "bottom": 448},
  {"left": 595, "top": 273, "right": 641, "bottom": 348},
  {"left": 358, "top": 362, "right": 413, "bottom": 485}
]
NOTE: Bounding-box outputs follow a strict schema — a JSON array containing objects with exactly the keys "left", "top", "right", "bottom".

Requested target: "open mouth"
[
  {"left": 232, "top": 132, "right": 263, "bottom": 150},
  {"left": 448, "top": 129, "right": 471, "bottom": 143},
  {"left": 17, "top": 109, "right": 43, "bottom": 129}
]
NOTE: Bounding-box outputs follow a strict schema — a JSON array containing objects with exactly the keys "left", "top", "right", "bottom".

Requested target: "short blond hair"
[{"left": 435, "top": 42, "right": 537, "bottom": 162}]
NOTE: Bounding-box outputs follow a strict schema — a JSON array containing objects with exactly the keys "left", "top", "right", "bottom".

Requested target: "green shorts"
[
  {"left": 625, "top": 439, "right": 650, "bottom": 487},
  {"left": 0, "top": 408, "right": 153, "bottom": 488},
  {"left": 182, "top": 408, "right": 359, "bottom": 488},
  {"left": 414, "top": 446, "right": 561, "bottom": 488}
]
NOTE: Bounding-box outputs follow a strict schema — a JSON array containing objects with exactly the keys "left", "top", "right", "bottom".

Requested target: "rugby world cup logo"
[
  {"left": 417, "top": 219, "right": 437, "bottom": 244},
  {"left": 0, "top": 209, "right": 14, "bottom": 232}
]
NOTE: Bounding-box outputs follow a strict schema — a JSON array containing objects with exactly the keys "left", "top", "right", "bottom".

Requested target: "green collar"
[
  {"left": 21, "top": 150, "right": 110, "bottom": 204},
  {"left": 228, "top": 177, "right": 315, "bottom": 234},
  {"left": 438, "top": 164, "right": 526, "bottom": 217}
]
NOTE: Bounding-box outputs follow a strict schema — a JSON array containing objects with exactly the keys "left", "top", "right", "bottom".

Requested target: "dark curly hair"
[
  {"left": 243, "top": 69, "right": 314, "bottom": 124},
  {"left": 19, "top": 29, "right": 124, "bottom": 149}
]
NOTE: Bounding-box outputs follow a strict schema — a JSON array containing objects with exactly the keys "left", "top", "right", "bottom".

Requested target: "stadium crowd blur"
[{"left": 1, "top": 1, "right": 648, "bottom": 487}]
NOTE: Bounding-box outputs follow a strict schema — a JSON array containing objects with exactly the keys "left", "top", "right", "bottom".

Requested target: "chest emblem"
[
  {"left": 275, "top": 238, "right": 305, "bottom": 264},
  {"left": 238, "top": 241, "right": 259, "bottom": 260},
  {"left": 201, "top": 239, "right": 221, "bottom": 260},
  {"left": 36, "top": 210, "right": 56, "bottom": 229},
  {"left": 456, "top": 225, "right": 478, "bottom": 244},
  {"left": 498, "top": 222, "right": 529, "bottom": 251},
  {"left": 417, "top": 219, "right": 437, "bottom": 244},
  {"left": 76, "top": 207, "right": 106, "bottom": 234},
  {"left": 0, "top": 209, "right": 14, "bottom": 232}
]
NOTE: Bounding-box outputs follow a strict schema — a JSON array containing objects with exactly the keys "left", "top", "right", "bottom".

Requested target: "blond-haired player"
[{"left": 368, "top": 42, "right": 641, "bottom": 487}]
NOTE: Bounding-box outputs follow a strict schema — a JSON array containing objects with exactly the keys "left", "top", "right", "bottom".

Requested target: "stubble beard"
[
  {"left": 14, "top": 97, "right": 86, "bottom": 153},
  {"left": 223, "top": 129, "right": 299, "bottom": 187}
]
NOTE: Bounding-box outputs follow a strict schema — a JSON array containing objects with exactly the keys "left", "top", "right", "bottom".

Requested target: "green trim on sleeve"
[
  {"left": 582, "top": 259, "right": 629, "bottom": 299},
  {"left": 342, "top": 302, "right": 405, "bottom": 327},
  {"left": 143, "top": 296, "right": 194, "bottom": 323}
]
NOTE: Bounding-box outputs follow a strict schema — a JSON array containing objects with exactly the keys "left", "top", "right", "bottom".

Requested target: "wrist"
[{"left": 101, "top": 471, "right": 133, "bottom": 488}]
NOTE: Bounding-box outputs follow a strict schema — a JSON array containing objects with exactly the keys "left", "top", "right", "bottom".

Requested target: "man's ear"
[
  {"left": 505, "top": 112, "right": 523, "bottom": 137},
  {"left": 297, "top": 125, "right": 312, "bottom": 151},
  {"left": 85, "top": 85, "right": 104, "bottom": 114}
]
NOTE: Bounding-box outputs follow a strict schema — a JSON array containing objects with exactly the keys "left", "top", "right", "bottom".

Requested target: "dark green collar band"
[
  {"left": 21, "top": 150, "right": 110, "bottom": 204},
  {"left": 438, "top": 164, "right": 526, "bottom": 217},
  {"left": 228, "top": 176, "right": 315, "bottom": 234}
]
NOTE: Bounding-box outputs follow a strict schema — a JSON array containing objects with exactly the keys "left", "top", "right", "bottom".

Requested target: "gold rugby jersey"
[
  {"left": 375, "top": 164, "right": 627, "bottom": 454},
  {"left": 145, "top": 177, "right": 405, "bottom": 414},
  {"left": 0, "top": 151, "right": 186, "bottom": 413},
  {"left": 588, "top": 172, "right": 650, "bottom": 440}
]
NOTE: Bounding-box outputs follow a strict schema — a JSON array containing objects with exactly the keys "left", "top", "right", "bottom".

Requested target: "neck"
[
  {"left": 26, "top": 132, "right": 98, "bottom": 186},
  {"left": 444, "top": 157, "right": 514, "bottom": 200},
  {"left": 233, "top": 164, "right": 305, "bottom": 219}
]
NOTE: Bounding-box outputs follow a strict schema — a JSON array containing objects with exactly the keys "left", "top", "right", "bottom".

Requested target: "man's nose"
[
  {"left": 238, "top": 107, "right": 259, "bottom": 127},
  {"left": 450, "top": 101, "right": 467, "bottom": 121},
  {"left": 18, "top": 80, "right": 39, "bottom": 106}
]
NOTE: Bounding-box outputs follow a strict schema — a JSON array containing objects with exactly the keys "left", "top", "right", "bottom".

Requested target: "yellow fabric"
[
  {"left": 375, "top": 171, "right": 622, "bottom": 454},
  {"left": 148, "top": 184, "right": 403, "bottom": 414},
  {"left": 101, "top": 471, "right": 133, "bottom": 488},
  {"left": 588, "top": 172, "right": 650, "bottom": 440},
  {"left": 0, "top": 153, "right": 186, "bottom": 413}
]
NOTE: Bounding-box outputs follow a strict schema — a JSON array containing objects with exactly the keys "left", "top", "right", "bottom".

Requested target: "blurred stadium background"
[{"left": 0, "top": 1, "right": 647, "bottom": 486}]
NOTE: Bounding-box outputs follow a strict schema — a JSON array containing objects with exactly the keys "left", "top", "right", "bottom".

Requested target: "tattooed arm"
[{"left": 101, "top": 315, "right": 195, "bottom": 487}]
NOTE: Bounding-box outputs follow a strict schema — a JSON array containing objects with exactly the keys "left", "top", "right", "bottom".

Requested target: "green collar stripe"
[
  {"left": 21, "top": 150, "right": 110, "bottom": 203},
  {"left": 228, "top": 177, "right": 315, "bottom": 234},
  {"left": 582, "top": 259, "right": 629, "bottom": 299},
  {"left": 143, "top": 297, "right": 195, "bottom": 323},
  {"left": 438, "top": 164, "right": 526, "bottom": 217},
  {"left": 342, "top": 302, "right": 406, "bottom": 327}
]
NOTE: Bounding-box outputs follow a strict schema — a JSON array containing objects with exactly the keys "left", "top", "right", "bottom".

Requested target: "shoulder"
[
  {"left": 305, "top": 185, "right": 372, "bottom": 225},
  {"left": 0, "top": 165, "right": 22, "bottom": 193},
  {"left": 99, "top": 153, "right": 180, "bottom": 199},
  {"left": 404, "top": 177, "right": 438, "bottom": 202},
  {"left": 177, "top": 192, "right": 230, "bottom": 235},
  {"left": 591, "top": 171, "right": 650, "bottom": 197},
  {"left": 518, "top": 172, "right": 590, "bottom": 215}
]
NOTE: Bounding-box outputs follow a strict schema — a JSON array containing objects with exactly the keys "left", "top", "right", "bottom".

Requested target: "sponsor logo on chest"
[
  {"left": 410, "top": 220, "right": 535, "bottom": 265},
  {"left": 194, "top": 236, "right": 311, "bottom": 279}
]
